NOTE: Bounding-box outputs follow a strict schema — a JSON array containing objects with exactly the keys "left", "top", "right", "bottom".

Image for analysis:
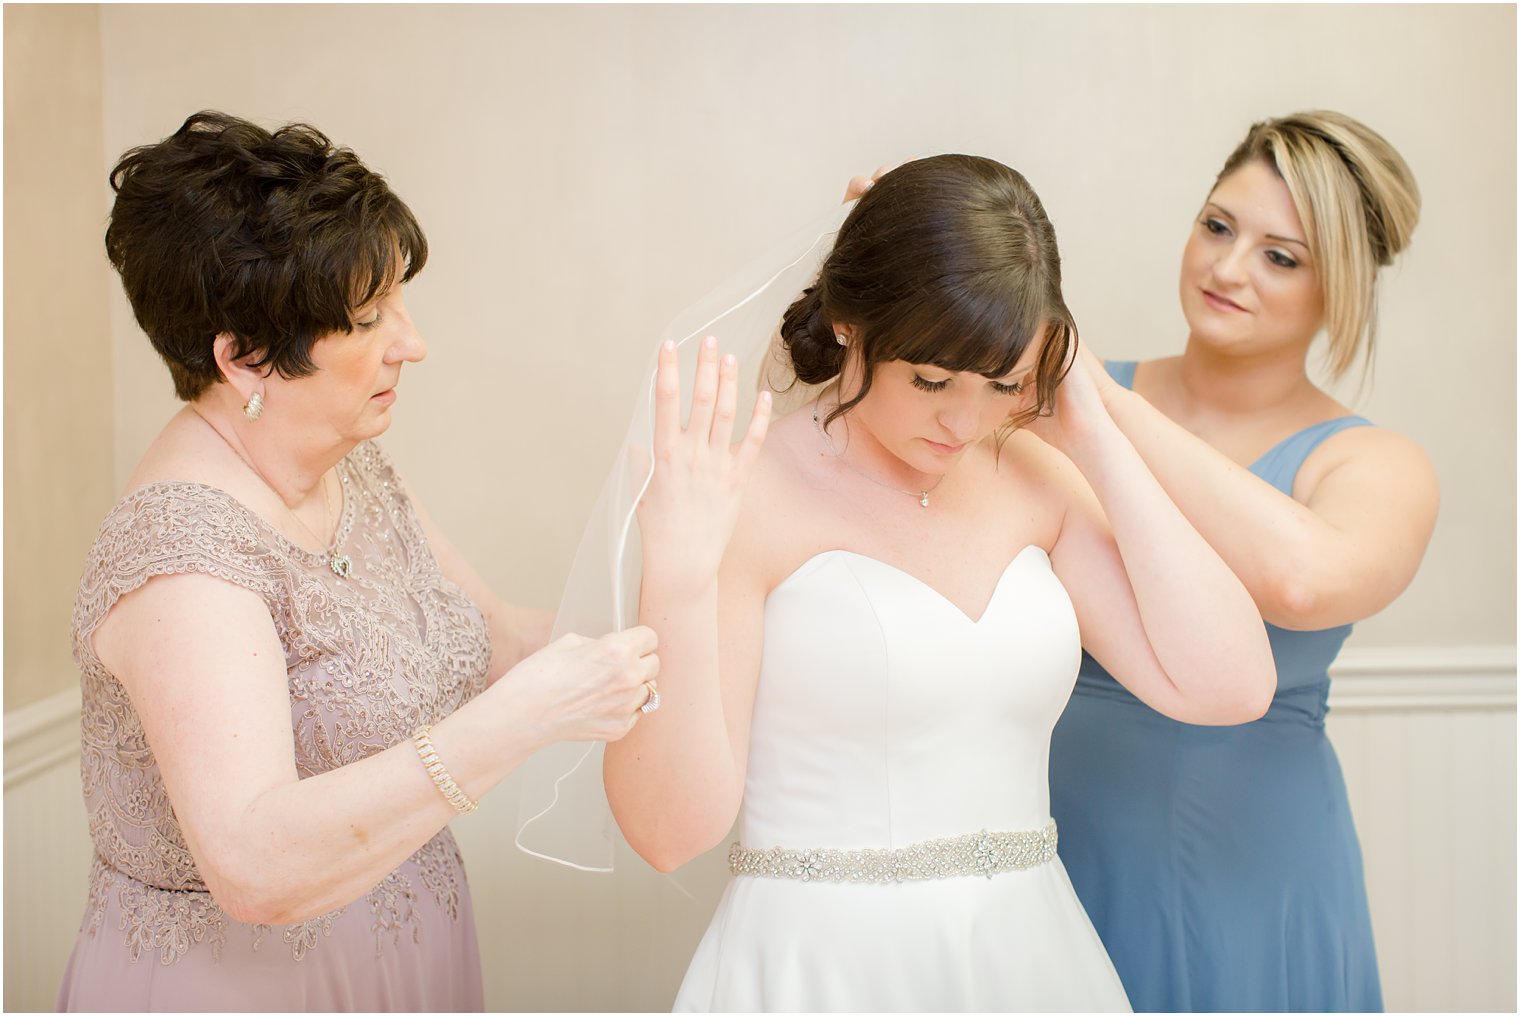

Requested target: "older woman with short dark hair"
[{"left": 57, "top": 111, "right": 661, "bottom": 1012}]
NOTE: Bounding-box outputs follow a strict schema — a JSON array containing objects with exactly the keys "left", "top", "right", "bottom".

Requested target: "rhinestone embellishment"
[{"left": 728, "top": 823, "right": 1058, "bottom": 884}]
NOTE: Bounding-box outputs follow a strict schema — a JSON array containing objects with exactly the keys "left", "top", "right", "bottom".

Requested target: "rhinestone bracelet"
[
  {"left": 729, "top": 823, "right": 1057, "bottom": 884},
  {"left": 412, "top": 725, "right": 477, "bottom": 815}
]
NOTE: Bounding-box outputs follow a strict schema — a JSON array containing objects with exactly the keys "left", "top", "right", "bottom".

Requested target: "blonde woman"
[{"left": 1048, "top": 111, "right": 1436, "bottom": 1012}]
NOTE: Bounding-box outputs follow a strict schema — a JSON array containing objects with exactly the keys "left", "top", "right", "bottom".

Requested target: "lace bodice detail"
[{"left": 72, "top": 441, "right": 491, "bottom": 963}]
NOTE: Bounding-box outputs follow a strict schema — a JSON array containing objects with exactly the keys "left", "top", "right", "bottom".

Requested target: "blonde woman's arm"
[
  {"left": 1090, "top": 347, "right": 1438, "bottom": 630},
  {"left": 1030, "top": 352, "right": 1277, "bottom": 725}
]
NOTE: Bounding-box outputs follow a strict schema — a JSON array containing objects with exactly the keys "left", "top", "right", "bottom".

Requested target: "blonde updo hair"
[{"left": 1216, "top": 110, "right": 1420, "bottom": 381}]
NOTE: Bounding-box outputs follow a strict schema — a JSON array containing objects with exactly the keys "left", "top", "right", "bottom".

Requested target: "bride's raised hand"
[{"left": 637, "top": 335, "right": 771, "bottom": 592}]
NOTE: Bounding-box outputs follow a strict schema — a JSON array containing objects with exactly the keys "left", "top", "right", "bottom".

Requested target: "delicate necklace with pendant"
[
  {"left": 195, "top": 411, "right": 353, "bottom": 578},
  {"left": 812, "top": 402, "right": 944, "bottom": 508}
]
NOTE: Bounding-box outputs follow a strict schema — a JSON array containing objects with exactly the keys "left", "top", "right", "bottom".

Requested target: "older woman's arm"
[
  {"left": 410, "top": 498, "right": 554, "bottom": 684},
  {"left": 92, "top": 570, "right": 655, "bottom": 926}
]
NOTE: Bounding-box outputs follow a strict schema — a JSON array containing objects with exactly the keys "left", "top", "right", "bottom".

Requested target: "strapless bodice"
[
  {"left": 741, "top": 546, "right": 1080, "bottom": 849},
  {"left": 678, "top": 545, "right": 1130, "bottom": 1013}
]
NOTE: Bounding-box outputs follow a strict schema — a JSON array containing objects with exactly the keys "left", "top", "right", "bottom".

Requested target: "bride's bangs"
[{"left": 872, "top": 280, "right": 1042, "bottom": 381}]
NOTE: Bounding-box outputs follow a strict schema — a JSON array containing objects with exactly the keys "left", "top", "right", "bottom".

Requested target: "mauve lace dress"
[{"left": 56, "top": 441, "right": 490, "bottom": 1012}]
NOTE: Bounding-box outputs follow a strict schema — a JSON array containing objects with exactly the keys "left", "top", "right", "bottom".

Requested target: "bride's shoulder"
[
  {"left": 764, "top": 401, "right": 820, "bottom": 441},
  {"left": 751, "top": 406, "right": 822, "bottom": 482},
  {"left": 726, "top": 408, "right": 832, "bottom": 586},
  {"left": 987, "top": 429, "right": 1081, "bottom": 496}
]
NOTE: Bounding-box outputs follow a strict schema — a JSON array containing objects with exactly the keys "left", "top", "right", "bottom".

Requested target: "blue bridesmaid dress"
[{"left": 1049, "top": 361, "right": 1383, "bottom": 1012}]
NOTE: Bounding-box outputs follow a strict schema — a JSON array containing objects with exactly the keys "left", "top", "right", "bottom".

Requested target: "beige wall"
[
  {"left": 3, "top": 5, "right": 116, "bottom": 711},
  {"left": 89, "top": 3, "right": 1516, "bottom": 651},
  {"left": 4, "top": 4, "right": 1514, "bottom": 1011}
]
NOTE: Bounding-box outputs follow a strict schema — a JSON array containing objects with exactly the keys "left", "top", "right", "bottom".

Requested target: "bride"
[{"left": 604, "top": 155, "right": 1276, "bottom": 1011}]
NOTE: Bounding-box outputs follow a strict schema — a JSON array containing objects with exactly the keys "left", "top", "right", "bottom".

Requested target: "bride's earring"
[{"left": 834, "top": 333, "right": 848, "bottom": 346}]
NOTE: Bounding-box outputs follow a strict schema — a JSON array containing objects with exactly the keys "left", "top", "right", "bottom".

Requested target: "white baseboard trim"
[
  {"left": 4, "top": 647, "right": 1513, "bottom": 787},
  {"left": 4, "top": 685, "right": 81, "bottom": 790},
  {"left": 1329, "top": 645, "right": 1517, "bottom": 713}
]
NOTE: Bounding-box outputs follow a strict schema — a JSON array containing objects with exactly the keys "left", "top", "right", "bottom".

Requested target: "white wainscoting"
[
  {"left": 6, "top": 649, "right": 1514, "bottom": 1013},
  {"left": 1324, "top": 647, "right": 1517, "bottom": 1014},
  {"left": 4, "top": 687, "right": 91, "bottom": 1013}
]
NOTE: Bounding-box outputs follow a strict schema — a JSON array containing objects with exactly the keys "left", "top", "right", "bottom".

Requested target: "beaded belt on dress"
[{"left": 728, "top": 822, "right": 1058, "bottom": 883}]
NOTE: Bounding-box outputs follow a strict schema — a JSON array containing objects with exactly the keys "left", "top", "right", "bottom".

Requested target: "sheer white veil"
[{"left": 514, "top": 202, "right": 852, "bottom": 872}]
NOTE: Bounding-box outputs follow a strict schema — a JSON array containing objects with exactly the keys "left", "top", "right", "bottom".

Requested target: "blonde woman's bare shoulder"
[{"left": 1294, "top": 421, "right": 1438, "bottom": 507}]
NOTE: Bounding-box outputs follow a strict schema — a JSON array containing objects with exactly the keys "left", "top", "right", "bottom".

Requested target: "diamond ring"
[{"left": 638, "top": 681, "right": 661, "bottom": 715}]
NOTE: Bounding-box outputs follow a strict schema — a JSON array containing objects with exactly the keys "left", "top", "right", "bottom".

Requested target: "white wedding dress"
[{"left": 673, "top": 546, "right": 1131, "bottom": 1012}]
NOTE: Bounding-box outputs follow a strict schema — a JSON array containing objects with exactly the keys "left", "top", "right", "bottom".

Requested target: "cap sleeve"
[{"left": 72, "top": 482, "right": 300, "bottom": 655}]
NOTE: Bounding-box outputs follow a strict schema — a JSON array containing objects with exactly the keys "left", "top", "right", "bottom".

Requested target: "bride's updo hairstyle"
[{"left": 781, "top": 154, "right": 1074, "bottom": 429}]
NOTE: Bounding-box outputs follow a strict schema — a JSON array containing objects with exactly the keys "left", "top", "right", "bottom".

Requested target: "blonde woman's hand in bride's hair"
[
  {"left": 843, "top": 164, "right": 898, "bottom": 202},
  {"left": 1023, "top": 335, "right": 1120, "bottom": 456},
  {"left": 636, "top": 335, "right": 771, "bottom": 598},
  {"left": 1069, "top": 340, "right": 1124, "bottom": 410}
]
